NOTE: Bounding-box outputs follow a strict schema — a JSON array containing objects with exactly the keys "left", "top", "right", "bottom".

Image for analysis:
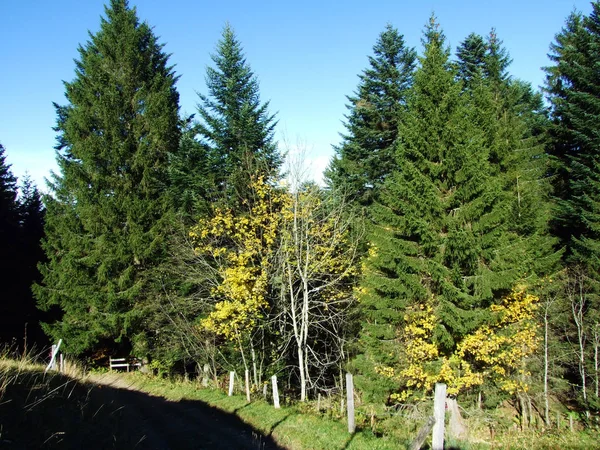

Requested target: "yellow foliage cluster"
[
  {"left": 458, "top": 290, "right": 539, "bottom": 394},
  {"left": 190, "top": 176, "right": 283, "bottom": 340},
  {"left": 377, "top": 289, "right": 539, "bottom": 401}
]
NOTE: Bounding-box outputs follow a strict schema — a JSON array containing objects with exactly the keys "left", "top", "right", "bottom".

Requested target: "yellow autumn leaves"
[
  {"left": 189, "top": 176, "right": 356, "bottom": 341},
  {"left": 189, "top": 176, "right": 282, "bottom": 340},
  {"left": 377, "top": 289, "right": 539, "bottom": 401}
]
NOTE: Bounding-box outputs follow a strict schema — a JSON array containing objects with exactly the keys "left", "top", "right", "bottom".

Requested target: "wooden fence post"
[
  {"left": 202, "top": 364, "right": 209, "bottom": 387},
  {"left": 228, "top": 371, "right": 235, "bottom": 396},
  {"left": 409, "top": 416, "right": 436, "bottom": 450},
  {"left": 346, "top": 373, "right": 355, "bottom": 434},
  {"left": 245, "top": 369, "right": 251, "bottom": 402},
  {"left": 59, "top": 353, "right": 64, "bottom": 373},
  {"left": 432, "top": 383, "right": 447, "bottom": 450},
  {"left": 272, "top": 375, "right": 280, "bottom": 409}
]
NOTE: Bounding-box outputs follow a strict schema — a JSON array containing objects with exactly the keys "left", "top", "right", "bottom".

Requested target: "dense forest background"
[{"left": 2, "top": 0, "right": 600, "bottom": 432}]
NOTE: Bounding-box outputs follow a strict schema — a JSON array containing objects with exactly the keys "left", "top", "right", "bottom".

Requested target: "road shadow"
[
  {"left": 96, "top": 385, "right": 286, "bottom": 450},
  {"left": 0, "top": 371, "right": 285, "bottom": 450}
]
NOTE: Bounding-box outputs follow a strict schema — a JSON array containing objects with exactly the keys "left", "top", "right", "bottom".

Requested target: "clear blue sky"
[{"left": 0, "top": 0, "right": 592, "bottom": 190}]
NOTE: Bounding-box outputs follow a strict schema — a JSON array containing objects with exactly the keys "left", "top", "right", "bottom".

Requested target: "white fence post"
[
  {"left": 346, "top": 373, "right": 355, "bottom": 434},
  {"left": 45, "top": 339, "right": 62, "bottom": 373},
  {"left": 228, "top": 371, "right": 235, "bottom": 396},
  {"left": 272, "top": 375, "right": 280, "bottom": 409},
  {"left": 432, "top": 383, "right": 447, "bottom": 450}
]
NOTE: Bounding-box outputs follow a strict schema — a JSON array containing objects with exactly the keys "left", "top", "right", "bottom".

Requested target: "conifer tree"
[
  {"left": 353, "top": 17, "right": 547, "bottom": 403},
  {"left": 168, "top": 119, "right": 214, "bottom": 222},
  {"left": 34, "top": 0, "right": 180, "bottom": 355},
  {"left": 456, "top": 32, "right": 487, "bottom": 87},
  {"left": 546, "top": 4, "right": 600, "bottom": 270},
  {"left": 326, "top": 24, "right": 416, "bottom": 204},
  {"left": 17, "top": 176, "right": 47, "bottom": 349},
  {"left": 545, "top": 4, "right": 600, "bottom": 410},
  {"left": 197, "top": 24, "right": 280, "bottom": 205}
]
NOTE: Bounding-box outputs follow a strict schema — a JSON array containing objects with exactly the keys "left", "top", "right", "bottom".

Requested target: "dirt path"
[{"left": 87, "top": 373, "right": 284, "bottom": 450}]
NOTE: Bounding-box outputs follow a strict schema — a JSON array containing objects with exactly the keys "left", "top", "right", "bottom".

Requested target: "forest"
[{"left": 1, "top": 0, "right": 600, "bottom": 441}]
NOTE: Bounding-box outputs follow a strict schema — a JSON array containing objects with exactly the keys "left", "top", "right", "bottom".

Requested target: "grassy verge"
[
  {"left": 2, "top": 356, "right": 598, "bottom": 449},
  {"left": 125, "top": 372, "right": 403, "bottom": 450},
  {"left": 120, "top": 372, "right": 600, "bottom": 450}
]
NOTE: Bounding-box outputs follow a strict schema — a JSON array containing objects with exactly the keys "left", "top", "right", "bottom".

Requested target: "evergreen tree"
[
  {"left": 168, "top": 117, "right": 214, "bottom": 222},
  {"left": 546, "top": 4, "right": 600, "bottom": 270},
  {"left": 545, "top": 4, "right": 600, "bottom": 411},
  {"left": 34, "top": 0, "right": 180, "bottom": 355},
  {"left": 353, "top": 17, "right": 548, "bottom": 403},
  {"left": 456, "top": 32, "right": 487, "bottom": 87},
  {"left": 484, "top": 29, "right": 512, "bottom": 86},
  {"left": 17, "top": 176, "right": 47, "bottom": 349},
  {"left": 326, "top": 24, "right": 416, "bottom": 204},
  {"left": 0, "top": 144, "right": 21, "bottom": 345},
  {"left": 197, "top": 24, "right": 280, "bottom": 205}
]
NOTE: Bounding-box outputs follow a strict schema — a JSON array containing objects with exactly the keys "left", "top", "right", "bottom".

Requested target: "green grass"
[
  {"left": 126, "top": 373, "right": 405, "bottom": 449},
  {"left": 2, "top": 356, "right": 598, "bottom": 449},
  {"left": 122, "top": 372, "right": 600, "bottom": 450}
]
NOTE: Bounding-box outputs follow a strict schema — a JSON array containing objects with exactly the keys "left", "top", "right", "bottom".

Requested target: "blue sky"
[{"left": 0, "top": 0, "right": 593, "bottom": 191}]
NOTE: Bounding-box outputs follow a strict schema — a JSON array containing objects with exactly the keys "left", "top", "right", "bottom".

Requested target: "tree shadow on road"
[{"left": 1, "top": 369, "right": 286, "bottom": 450}]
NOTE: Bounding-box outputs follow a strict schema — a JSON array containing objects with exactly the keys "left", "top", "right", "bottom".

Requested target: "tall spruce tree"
[
  {"left": 197, "top": 24, "right": 280, "bottom": 205},
  {"left": 353, "top": 17, "right": 544, "bottom": 403},
  {"left": 545, "top": 5, "right": 600, "bottom": 410},
  {"left": 34, "top": 0, "right": 180, "bottom": 355},
  {"left": 326, "top": 24, "right": 416, "bottom": 203},
  {"left": 456, "top": 32, "right": 487, "bottom": 87},
  {"left": 546, "top": 4, "right": 600, "bottom": 270}
]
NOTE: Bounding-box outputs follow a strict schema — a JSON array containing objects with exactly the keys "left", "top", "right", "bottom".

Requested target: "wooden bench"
[{"left": 109, "top": 357, "right": 141, "bottom": 372}]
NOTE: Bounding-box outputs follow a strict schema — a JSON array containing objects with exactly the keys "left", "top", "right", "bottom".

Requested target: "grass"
[
  {"left": 124, "top": 372, "right": 405, "bottom": 449},
  {"left": 117, "top": 372, "right": 600, "bottom": 450},
  {"left": 1, "top": 353, "right": 598, "bottom": 449}
]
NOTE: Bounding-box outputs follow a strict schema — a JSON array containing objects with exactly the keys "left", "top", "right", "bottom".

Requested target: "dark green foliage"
[
  {"left": 0, "top": 150, "right": 47, "bottom": 349},
  {"left": 484, "top": 29, "right": 512, "bottom": 85},
  {"left": 353, "top": 17, "right": 558, "bottom": 403},
  {"left": 34, "top": 0, "right": 180, "bottom": 355},
  {"left": 197, "top": 24, "right": 280, "bottom": 206},
  {"left": 456, "top": 32, "right": 487, "bottom": 87},
  {"left": 0, "top": 144, "right": 22, "bottom": 345},
  {"left": 326, "top": 24, "right": 416, "bottom": 204},
  {"left": 17, "top": 176, "right": 48, "bottom": 349},
  {"left": 168, "top": 117, "right": 214, "bottom": 222},
  {"left": 546, "top": 4, "right": 600, "bottom": 271}
]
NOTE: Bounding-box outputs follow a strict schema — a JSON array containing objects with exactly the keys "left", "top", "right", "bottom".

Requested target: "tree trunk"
[
  {"left": 251, "top": 343, "right": 258, "bottom": 388},
  {"left": 298, "top": 346, "right": 307, "bottom": 401},
  {"left": 573, "top": 282, "right": 588, "bottom": 404},
  {"left": 544, "top": 305, "right": 550, "bottom": 426},
  {"left": 520, "top": 395, "right": 528, "bottom": 431}
]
